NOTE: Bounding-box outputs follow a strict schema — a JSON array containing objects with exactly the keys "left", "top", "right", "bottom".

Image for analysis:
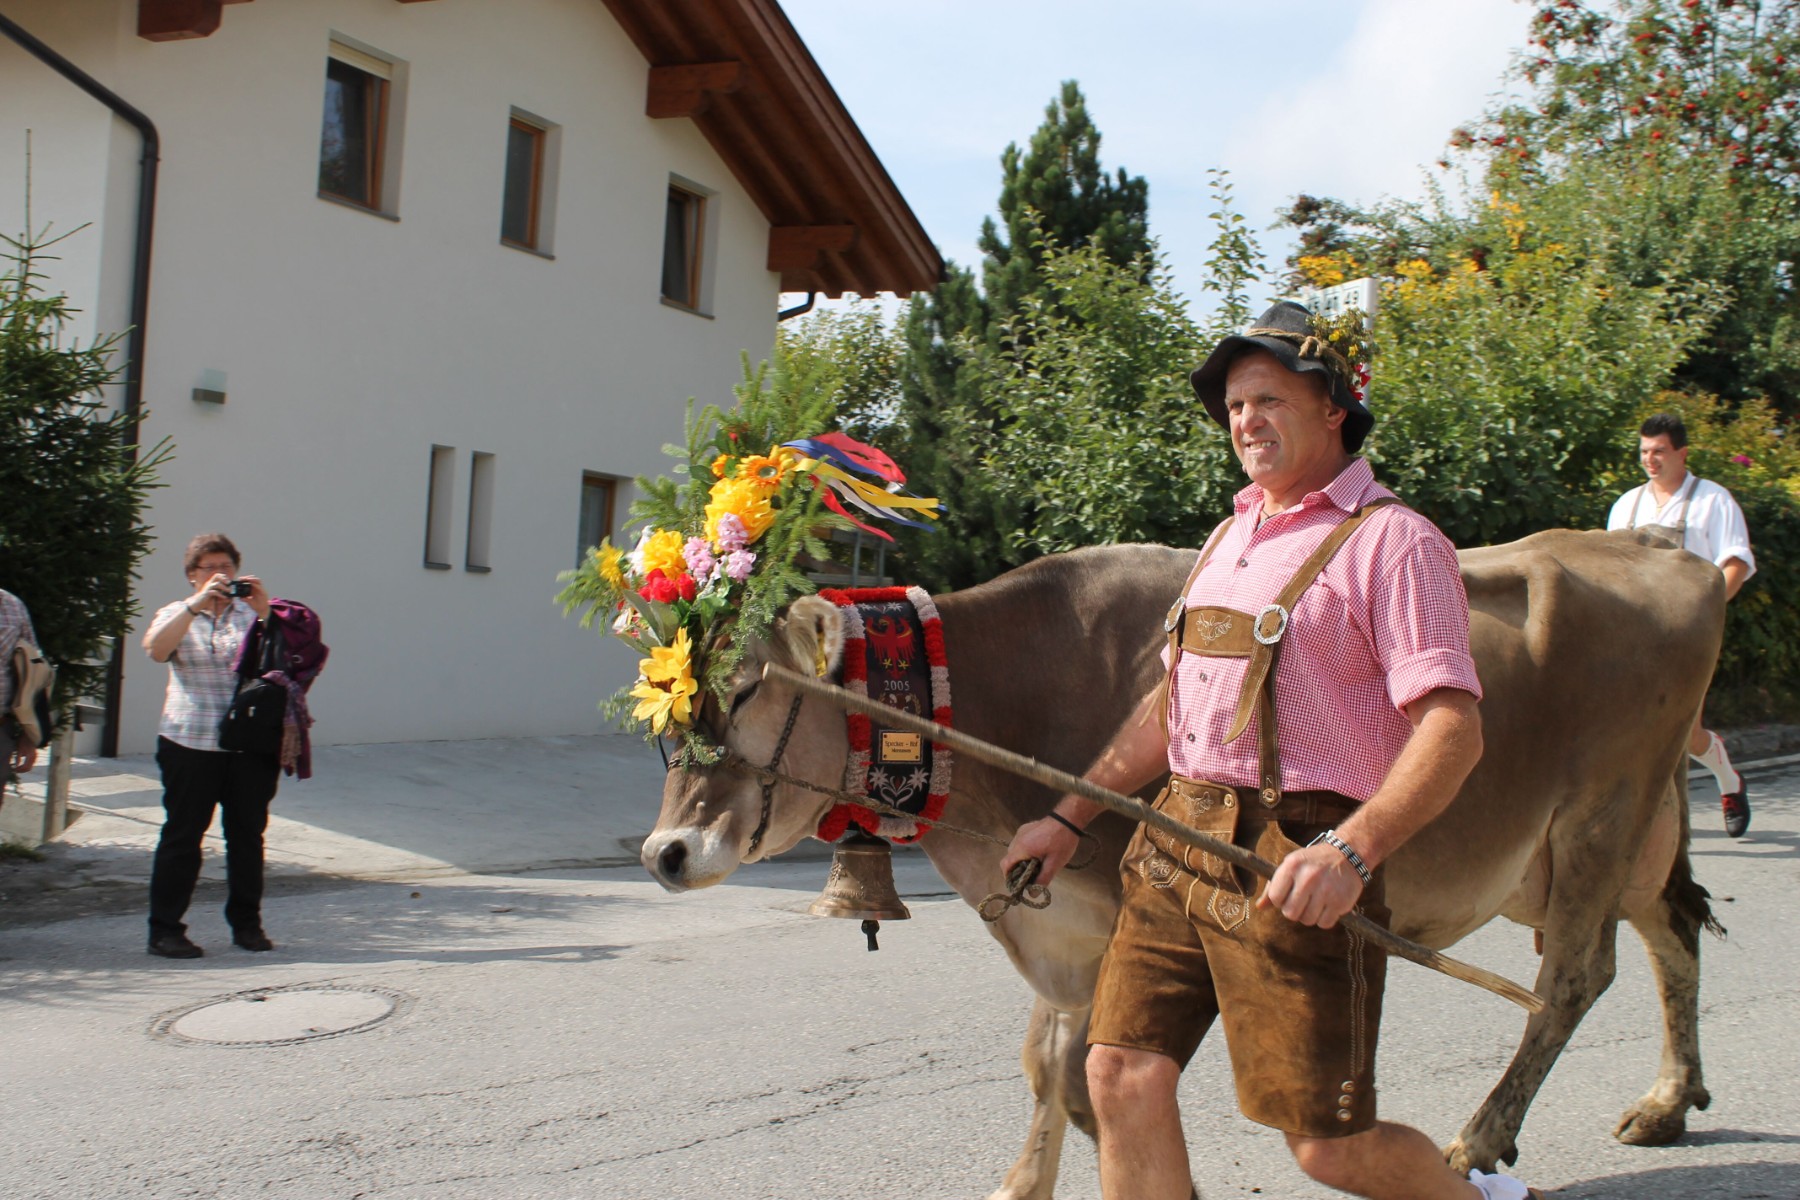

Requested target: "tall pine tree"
[{"left": 895, "top": 81, "right": 1150, "bottom": 591}]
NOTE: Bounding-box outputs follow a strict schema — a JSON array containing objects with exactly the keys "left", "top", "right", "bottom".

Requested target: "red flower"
[
  {"left": 638, "top": 569, "right": 680, "bottom": 604},
  {"left": 676, "top": 572, "right": 698, "bottom": 602}
]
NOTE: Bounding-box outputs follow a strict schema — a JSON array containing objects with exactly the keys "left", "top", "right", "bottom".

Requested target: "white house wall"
[{"left": 0, "top": 0, "right": 783, "bottom": 751}]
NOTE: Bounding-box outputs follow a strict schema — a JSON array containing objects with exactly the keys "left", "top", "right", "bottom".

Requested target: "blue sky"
[{"left": 780, "top": 0, "right": 1534, "bottom": 309}]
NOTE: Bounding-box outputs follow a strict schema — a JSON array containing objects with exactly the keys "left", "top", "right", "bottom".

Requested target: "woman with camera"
[{"left": 141, "top": 533, "right": 280, "bottom": 959}]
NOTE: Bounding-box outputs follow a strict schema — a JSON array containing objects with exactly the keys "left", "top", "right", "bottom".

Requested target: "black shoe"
[
  {"left": 232, "top": 929, "right": 275, "bottom": 952},
  {"left": 1722, "top": 787, "right": 1751, "bottom": 838},
  {"left": 147, "top": 934, "right": 204, "bottom": 959}
]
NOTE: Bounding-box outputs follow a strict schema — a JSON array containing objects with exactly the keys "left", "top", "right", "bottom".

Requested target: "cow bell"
[{"left": 809, "top": 830, "right": 910, "bottom": 950}]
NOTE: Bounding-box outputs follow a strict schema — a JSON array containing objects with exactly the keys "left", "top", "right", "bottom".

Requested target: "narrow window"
[
  {"left": 661, "top": 185, "right": 705, "bottom": 308},
  {"left": 501, "top": 119, "right": 546, "bottom": 249},
  {"left": 424, "top": 445, "right": 455, "bottom": 569},
  {"left": 577, "top": 473, "right": 616, "bottom": 566},
  {"left": 466, "top": 452, "right": 496, "bottom": 572},
  {"left": 319, "top": 42, "right": 392, "bottom": 210}
]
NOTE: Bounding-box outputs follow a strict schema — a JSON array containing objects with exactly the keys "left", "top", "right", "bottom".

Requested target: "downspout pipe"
[
  {"left": 0, "top": 12, "right": 160, "bottom": 757},
  {"left": 777, "top": 291, "right": 816, "bottom": 322}
]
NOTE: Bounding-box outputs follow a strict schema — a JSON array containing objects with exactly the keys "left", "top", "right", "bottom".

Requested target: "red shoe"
[{"left": 1721, "top": 787, "right": 1751, "bottom": 838}]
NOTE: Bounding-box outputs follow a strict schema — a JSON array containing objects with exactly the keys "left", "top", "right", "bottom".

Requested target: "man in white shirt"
[{"left": 1606, "top": 413, "right": 1756, "bottom": 837}]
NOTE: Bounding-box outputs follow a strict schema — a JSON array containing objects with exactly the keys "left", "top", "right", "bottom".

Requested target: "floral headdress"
[{"left": 557, "top": 356, "right": 940, "bottom": 760}]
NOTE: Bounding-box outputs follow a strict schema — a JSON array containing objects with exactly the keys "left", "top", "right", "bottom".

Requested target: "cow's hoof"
[
  {"left": 1444, "top": 1136, "right": 1516, "bottom": 1176},
  {"left": 1615, "top": 1104, "right": 1688, "bottom": 1146}
]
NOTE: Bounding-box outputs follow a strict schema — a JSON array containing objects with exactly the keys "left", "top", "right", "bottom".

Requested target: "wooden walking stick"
[{"left": 764, "top": 663, "right": 1545, "bottom": 1015}]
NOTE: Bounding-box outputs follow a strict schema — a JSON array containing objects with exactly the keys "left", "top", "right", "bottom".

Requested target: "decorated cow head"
[
  {"left": 556, "top": 367, "right": 939, "bottom": 891},
  {"left": 639, "top": 594, "right": 852, "bottom": 889}
]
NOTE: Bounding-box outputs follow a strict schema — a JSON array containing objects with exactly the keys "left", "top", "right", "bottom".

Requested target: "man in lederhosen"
[
  {"left": 1004, "top": 302, "right": 1540, "bottom": 1199},
  {"left": 1606, "top": 412, "right": 1756, "bottom": 837}
]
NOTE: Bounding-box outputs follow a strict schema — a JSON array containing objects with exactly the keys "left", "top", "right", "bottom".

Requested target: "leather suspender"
[{"left": 1162, "top": 497, "right": 1403, "bottom": 807}]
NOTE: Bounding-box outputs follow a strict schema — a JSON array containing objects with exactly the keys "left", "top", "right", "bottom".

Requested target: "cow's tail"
[{"left": 1664, "top": 761, "right": 1727, "bottom": 947}]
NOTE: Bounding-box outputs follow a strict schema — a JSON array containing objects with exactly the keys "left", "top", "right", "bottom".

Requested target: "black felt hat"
[{"left": 1189, "top": 301, "right": 1374, "bottom": 452}]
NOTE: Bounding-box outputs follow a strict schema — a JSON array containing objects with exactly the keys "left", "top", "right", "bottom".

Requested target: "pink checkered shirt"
[{"left": 1165, "top": 457, "right": 1481, "bottom": 802}]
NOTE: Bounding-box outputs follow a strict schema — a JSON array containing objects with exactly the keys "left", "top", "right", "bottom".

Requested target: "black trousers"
[{"left": 148, "top": 737, "right": 280, "bottom": 939}]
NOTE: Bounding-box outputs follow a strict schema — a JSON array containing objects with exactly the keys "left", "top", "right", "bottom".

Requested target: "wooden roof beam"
[
  {"left": 768, "top": 224, "right": 857, "bottom": 274},
  {"left": 138, "top": 0, "right": 223, "bottom": 41},
  {"left": 647, "top": 62, "right": 745, "bottom": 119}
]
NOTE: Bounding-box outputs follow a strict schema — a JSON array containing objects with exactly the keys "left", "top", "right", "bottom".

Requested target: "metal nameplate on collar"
[{"left": 1254, "top": 604, "right": 1289, "bottom": 645}]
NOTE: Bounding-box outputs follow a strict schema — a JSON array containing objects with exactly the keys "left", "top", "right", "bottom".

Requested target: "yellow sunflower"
[
  {"left": 630, "top": 627, "right": 699, "bottom": 733},
  {"left": 704, "top": 476, "right": 776, "bottom": 546},
  {"left": 638, "top": 529, "right": 687, "bottom": 579},
  {"left": 739, "top": 445, "right": 800, "bottom": 491}
]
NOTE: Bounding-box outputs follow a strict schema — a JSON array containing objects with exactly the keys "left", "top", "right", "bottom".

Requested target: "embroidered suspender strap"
[
  {"left": 1224, "top": 497, "right": 1404, "bottom": 807},
  {"left": 1158, "top": 519, "right": 1237, "bottom": 733}
]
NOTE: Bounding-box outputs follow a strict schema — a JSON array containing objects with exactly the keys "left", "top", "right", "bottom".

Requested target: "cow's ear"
[{"left": 781, "top": 596, "right": 845, "bottom": 679}]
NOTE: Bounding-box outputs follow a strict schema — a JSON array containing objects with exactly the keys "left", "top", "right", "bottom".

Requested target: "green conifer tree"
[
  {"left": 895, "top": 81, "right": 1150, "bottom": 591},
  {"left": 0, "top": 224, "right": 166, "bottom": 722}
]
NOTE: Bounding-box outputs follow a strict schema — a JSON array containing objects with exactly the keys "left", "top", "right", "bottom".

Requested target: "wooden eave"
[{"left": 601, "top": 0, "right": 942, "bottom": 298}]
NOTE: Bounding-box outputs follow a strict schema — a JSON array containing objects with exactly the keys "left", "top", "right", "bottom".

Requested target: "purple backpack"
[{"left": 234, "top": 598, "right": 328, "bottom": 690}]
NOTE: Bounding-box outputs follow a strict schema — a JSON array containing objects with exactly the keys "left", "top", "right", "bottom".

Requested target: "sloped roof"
[{"left": 600, "top": 0, "right": 942, "bottom": 297}]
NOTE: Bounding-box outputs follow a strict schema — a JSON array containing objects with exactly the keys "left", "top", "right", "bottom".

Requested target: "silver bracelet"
[{"left": 1310, "top": 830, "right": 1373, "bottom": 886}]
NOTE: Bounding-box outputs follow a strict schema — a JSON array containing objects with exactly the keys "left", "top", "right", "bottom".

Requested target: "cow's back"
[{"left": 1389, "top": 527, "right": 1726, "bottom": 945}]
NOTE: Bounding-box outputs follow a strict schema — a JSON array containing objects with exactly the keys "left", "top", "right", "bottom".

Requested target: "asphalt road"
[{"left": 2, "top": 771, "right": 1795, "bottom": 1199}]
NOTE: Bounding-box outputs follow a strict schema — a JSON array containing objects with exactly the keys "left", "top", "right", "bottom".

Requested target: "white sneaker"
[{"left": 1467, "top": 1167, "right": 1539, "bottom": 1199}]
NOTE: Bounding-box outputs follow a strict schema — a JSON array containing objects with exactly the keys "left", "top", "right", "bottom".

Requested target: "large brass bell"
[{"left": 809, "top": 830, "right": 910, "bottom": 950}]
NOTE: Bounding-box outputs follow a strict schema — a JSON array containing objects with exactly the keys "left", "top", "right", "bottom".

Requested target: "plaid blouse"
[
  {"left": 149, "top": 598, "right": 258, "bottom": 751},
  {"left": 0, "top": 588, "right": 39, "bottom": 713}
]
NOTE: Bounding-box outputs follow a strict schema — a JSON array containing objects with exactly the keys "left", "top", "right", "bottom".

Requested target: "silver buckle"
[{"left": 1253, "top": 603, "right": 1289, "bottom": 646}]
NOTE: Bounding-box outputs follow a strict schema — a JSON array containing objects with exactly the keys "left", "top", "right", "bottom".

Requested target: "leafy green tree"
[
  {"left": 1287, "top": 1, "right": 1800, "bottom": 410},
  {"left": 982, "top": 222, "right": 1231, "bottom": 556},
  {"left": 0, "top": 225, "right": 166, "bottom": 721}
]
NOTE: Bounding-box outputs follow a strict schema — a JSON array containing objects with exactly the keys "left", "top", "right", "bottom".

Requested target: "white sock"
[
  {"left": 1691, "top": 731, "right": 1742, "bottom": 795},
  {"left": 1468, "top": 1167, "right": 1531, "bottom": 1200}
]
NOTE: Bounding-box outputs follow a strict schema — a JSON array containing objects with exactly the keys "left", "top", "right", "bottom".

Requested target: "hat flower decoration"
[{"left": 558, "top": 356, "right": 941, "bottom": 761}]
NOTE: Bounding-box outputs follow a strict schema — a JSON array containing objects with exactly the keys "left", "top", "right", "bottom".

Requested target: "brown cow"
[{"left": 641, "top": 527, "right": 1724, "bottom": 1199}]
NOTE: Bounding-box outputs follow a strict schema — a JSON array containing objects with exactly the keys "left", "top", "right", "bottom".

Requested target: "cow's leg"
[
  {"left": 1446, "top": 895, "right": 1621, "bottom": 1173},
  {"left": 1614, "top": 884, "right": 1713, "bottom": 1144},
  {"left": 988, "top": 999, "right": 1085, "bottom": 1200}
]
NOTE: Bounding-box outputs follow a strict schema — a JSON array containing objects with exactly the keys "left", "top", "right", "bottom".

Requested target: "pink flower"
[
  {"left": 683, "top": 536, "right": 716, "bottom": 581},
  {"left": 1732, "top": 454, "right": 1753, "bottom": 465},
  {"left": 725, "top": 549, "right": 756, "bottom": 582},
  {"left": 716, "top": 512, "right": 750, "bottom": 554}
]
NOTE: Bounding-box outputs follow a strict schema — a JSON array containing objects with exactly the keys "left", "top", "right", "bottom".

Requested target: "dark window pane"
[
  {"left": 501, "top": 122, "right": 538, "bottom": 245},
  {"left": 578, "top": 476, "right": 614, "bottom": 566},
  {"left": 319, "top": 57, "right": 377, "bottom": 205},
  {"left": 662, "top": 190, "right": 694, "bottom": 304}
]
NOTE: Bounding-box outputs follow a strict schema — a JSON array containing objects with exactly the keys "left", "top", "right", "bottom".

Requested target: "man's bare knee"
[
  {"left": 1087, "top": 1045, "right": 1179, "bottom": 1116},
  {"left": 1285, "top": 1131, "right": 1361, "bottom": 1190}
]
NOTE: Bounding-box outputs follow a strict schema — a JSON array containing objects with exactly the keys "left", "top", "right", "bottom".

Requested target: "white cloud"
[{"left": 1225, "top": 0, "right": 1529, "bottom": 210}]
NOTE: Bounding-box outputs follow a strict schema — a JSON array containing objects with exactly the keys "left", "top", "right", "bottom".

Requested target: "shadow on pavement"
[{"left": 1555, "top": 1158, "right": 1798, "bottom": 1197}]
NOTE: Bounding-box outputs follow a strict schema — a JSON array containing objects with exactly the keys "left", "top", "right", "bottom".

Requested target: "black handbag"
[{"left": 218, "top": 621, "right": 288, "bottom": 756}]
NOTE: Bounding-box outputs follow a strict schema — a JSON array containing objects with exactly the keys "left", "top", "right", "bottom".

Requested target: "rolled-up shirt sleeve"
[
  {"left": 1704, "top": 490, "right": 1756, "bottom": 580},
  {"left": 1366, "top": 530, "right": 1483, "bottom": 712}
]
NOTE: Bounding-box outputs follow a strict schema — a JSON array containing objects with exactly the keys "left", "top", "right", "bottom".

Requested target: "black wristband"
[
  {"left": 1045, "top": 810, "right": 1085, "bottom": 838},
  {"left": 1310, "top": 829, "right": 1373, "bottom": 886}
]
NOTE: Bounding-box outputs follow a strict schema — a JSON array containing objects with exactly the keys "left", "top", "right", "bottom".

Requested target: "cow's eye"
[{"left": 728, "top": 682, "right": 760, "bottom": 721}]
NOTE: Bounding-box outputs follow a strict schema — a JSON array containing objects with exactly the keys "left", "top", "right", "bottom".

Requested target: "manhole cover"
[{"left": 150, "top": 984, "right": 411, "bottom": 1048}]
